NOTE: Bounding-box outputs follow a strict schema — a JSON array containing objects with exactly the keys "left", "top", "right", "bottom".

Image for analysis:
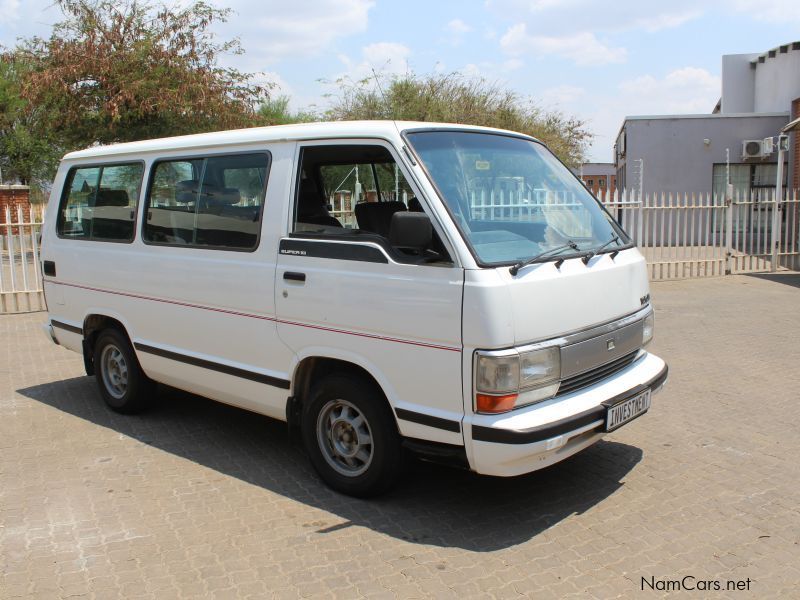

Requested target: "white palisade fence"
[
  {"left": 2, "top": 189, "right": 799, "bottom": 313},
  {"left": 1, "top": 205, "right": 45, "bottom": 313},
  {"left": 597, "top": 189, "right": 800, "bottom": 280}
]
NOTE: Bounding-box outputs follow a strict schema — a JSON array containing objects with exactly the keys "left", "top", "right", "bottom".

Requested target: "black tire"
[
  {"left": 93, "top": 328, "right": 155, "bottom": 414},
  {"left": 302, "top": 374, "right": 402, "bottom": 497}
]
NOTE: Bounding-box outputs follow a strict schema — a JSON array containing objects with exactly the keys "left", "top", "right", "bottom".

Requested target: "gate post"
[
  {"left": 724, "top": 184, "right": 734, "bottom": 275},
  {"left": 635, "top": 189, "right": 643, "bottom": 246},
  {"left": 771, "top": 155, "right": 785, "bottom": 272}
]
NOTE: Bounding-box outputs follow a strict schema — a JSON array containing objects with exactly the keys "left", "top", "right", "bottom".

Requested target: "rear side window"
[
  {"left": 143, "top": 152, "right": 269, "bottom": 250},
  {"left": 57, "top": 163, "right": 143, "bottom": 241}
]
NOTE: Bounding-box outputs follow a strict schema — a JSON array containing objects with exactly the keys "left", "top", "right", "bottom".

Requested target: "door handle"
[
  {"left": 283, "top": 271, "right": 306, "bottom": 282},
  {"left": 43, "top": 260, "right": 56, "bottom": 277}
]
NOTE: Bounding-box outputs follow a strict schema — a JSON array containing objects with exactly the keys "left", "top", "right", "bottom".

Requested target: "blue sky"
[{"left": 2, "top": 0, "right": 799, "bottom": 161}]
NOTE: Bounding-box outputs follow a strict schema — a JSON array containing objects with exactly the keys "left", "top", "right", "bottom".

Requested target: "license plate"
[{"left": 605, "top": 389, "right": 651, "bottom": 432}]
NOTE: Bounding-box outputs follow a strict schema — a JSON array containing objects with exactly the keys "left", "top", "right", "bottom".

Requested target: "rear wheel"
[
  {"left": 93, "top": 328, "right": 155, "bottom": 414},
  {"left": 302, "top": 374, "right": 402, "bottom": 497}
]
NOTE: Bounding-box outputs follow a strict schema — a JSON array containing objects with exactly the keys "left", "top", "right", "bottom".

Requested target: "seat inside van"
[
  {"left": 296, "top": 176, "right": 342, "bottom": 229},
  {"left": 354, "top": 201, "right": 406, "bottom": 237},
  {"left": 91, "top": 188, "right": 134, "bottom": 240},
  {"left": 292, "top": 144, "right": 450, "bottom": 263},
  {"left": 135, "top": 152, "right": 266, "bottom": 249}
]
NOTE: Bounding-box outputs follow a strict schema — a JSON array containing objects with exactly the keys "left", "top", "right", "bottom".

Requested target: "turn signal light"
[{"left": 476, "top": 393, "right": 518, "bottom": 413}]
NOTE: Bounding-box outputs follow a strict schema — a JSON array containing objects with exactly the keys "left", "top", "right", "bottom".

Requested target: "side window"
[
  {"left": 293, "top": 145, "right": 449, "bottom": 262},
  {"left": 144, "top": 152, "right": 269, "bottom": 250},
  {"left": 57, "top": 163, "right": 143, "bottom": 241}
]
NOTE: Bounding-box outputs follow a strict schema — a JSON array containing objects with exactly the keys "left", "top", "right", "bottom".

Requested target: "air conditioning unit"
[{"left": 742, "top": 140, "right": 766, "bottom": 159}]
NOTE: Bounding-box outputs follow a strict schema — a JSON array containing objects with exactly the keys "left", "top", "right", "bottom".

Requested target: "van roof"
[{"left": 62, "top": 120, "right": 538, "bottom": 161}]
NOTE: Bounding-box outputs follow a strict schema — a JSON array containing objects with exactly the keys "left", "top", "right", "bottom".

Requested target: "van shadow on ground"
[
  {"left": 18, "top": 377, "right": 643, "bottom": 552},
  {"left": 745, "top": 272, "right": 800, "bottom": 289}
]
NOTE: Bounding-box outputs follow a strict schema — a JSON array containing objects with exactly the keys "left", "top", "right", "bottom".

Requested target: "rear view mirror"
[{"left": 389, "top": 212, "right": 432, "bottom": 252}]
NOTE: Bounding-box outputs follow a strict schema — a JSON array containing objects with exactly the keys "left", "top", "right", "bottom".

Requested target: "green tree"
[
  {"left": 325, "top": 72, "right": 592, "bottom": 168},
  {"left": 257, "top": 95, "right": 316, "bottom": 126},
  {"left": 13, "top": 0, "right": 271, "bottom": 152},
  {"left": 0, "top": 56, "right": 61, "bottom": 184}
]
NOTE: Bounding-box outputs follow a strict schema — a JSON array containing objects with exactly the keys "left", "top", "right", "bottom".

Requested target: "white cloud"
[
  {"left": 457, "top": 58, "right": 524, "bottom": 79},
  {"left": 443, "top": 18, "right": 474, "bottom": 47},
  {"left": 570, "top": 66, "right": 722, "bottom": 161},
  {"left": 461, "top": 63, "right": 482, "bottom": 79},
  {"left": 490, "top": 2, "right": 706, "bottom": 69},
  {"left": 618, "top": 67, "right": 720, "bottom": 113},
  {"left": 539, "top": 85, "right": 586, "bottom": 107},
  {"left": 445, "top": 18, "right": 472, "bottom": 34},
  {"left": 0, "top": 0, "right": 19, "bottom": 23},
  {"left": 337, "top": 42, "right": 411, "bottom": 81},
  {"left": 732, "top": 0, "right": 800, "bottom": 23},
  {"left": 224, "top": 0, "right": 374, "bottom": 64},
  {"left": 630, "top": 10, "right": 702, "bottom": 32},
  {"left": 524, "top": 0, "right": 584, "bottom": 12},
  {"left": 502, "top": 58, "right": 524, "bottom": 72},
  {"left": 501, "top": 24, "right": 627, "bottom": 66},
  {"left": 363, "top": 42, "right": 411, "bottom": 73},
  {"left": 488, "top": 0, "right": 704, "bottom": 34}
]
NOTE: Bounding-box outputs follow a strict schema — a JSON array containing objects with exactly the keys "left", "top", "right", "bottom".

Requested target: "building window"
[
  {"left": 586, "top": 179, "right": 594, "bottom": 187},
  {"left": 598, "top": 179, "right": 606, "bottom": 187},
  {"left": 712, "top": 163, "right": 788, "bottom": 199}
]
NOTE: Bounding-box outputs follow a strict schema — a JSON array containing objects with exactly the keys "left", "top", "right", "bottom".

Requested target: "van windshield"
[{"left": 406, "top": 131, "right": 627, "bottom": 265}]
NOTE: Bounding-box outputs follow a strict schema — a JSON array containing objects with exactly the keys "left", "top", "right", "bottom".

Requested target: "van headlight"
[
  {"left": 642, "top": 311, "right": 655, "bottom": 346},
  {"left": 475, "top": 347, "right": 560, "bottom": 413}
]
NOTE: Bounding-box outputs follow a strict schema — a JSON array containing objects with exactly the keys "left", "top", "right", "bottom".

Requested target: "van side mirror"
[{"left": 389, "top": 211, "right": 432, "bottom": 252}]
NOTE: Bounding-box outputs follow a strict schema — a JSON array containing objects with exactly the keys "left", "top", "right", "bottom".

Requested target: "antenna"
[{"left": 371, "top": 68, "right": 389, "bottom": 110}]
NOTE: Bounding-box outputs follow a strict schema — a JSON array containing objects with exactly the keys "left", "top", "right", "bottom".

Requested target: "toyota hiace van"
[{"left": 41, "top": 121, "right": 667, "bottom": 496}]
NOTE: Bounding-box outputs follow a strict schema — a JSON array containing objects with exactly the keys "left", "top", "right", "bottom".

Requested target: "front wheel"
[{"left": 302, "top": 375, "right": 402, "bottom": 497}]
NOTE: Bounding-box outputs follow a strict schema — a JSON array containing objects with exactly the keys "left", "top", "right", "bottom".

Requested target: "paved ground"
[{"left": 2, "top": 274, "right": 799, "bottom": 599}]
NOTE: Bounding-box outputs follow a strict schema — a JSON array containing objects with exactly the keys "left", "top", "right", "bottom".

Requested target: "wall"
[
  {"left": 753, "top": 43, "right": 800, "bottom": 114},
  {"left": 579, "top": 163, "right": 617, "bottom": 196},
  {"left": 721, "top": 53, "right": 757, "bottom": 114},
  {"left": 792, "top": 98, "right": 800, "bottom": 190},
  {"left": 617, "top": 114, "right": 790, "bottom": 195},
  {"left": 0, "top": 185, "right": 31, "bottom": 224}
]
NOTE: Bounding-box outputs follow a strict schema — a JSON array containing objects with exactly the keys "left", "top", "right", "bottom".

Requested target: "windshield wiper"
[
  {"left": 509, "top": 241, "right": 580, "bottom": 276},
  {"left": 581, "top": 234, "right": 621, "bottom": 265}
]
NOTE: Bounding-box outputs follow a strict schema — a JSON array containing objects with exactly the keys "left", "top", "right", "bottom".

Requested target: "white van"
[{"left": 41, "top": 121, "right": 667, "bottom": 496}]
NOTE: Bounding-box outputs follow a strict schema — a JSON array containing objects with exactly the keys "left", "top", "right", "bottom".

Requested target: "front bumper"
[{"left": 466, "top": 351, "right": 667, "bottom": 476}]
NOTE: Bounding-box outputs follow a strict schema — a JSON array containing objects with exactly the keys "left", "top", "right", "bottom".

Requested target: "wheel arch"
[
  {"left": 81, "top": 310, "right": 135, "bottom": 376},
  {"left": 287, "top": 349, "right": 400, "bottom": 432}
]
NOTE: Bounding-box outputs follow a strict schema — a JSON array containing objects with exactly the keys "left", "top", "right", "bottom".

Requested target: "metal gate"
[
  {"left": 600, "top": 189, "right": 800, "bottom": 280},
  {"left": 1, "top": 206, "right": 45, "bottom": 313},
  {"left": 1, "top": 190, "right": 799, "bottom": 314}
]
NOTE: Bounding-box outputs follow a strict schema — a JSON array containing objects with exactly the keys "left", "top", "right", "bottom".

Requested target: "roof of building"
[
  {"left": 622, "top": 112, "right": 789, "bottom": 122},
  {"left": 750, "top": 41, "right": 800, "bottom": 65},
  {"left": 616, "top": 112, "right": 789, "bottom": 139},
  {"left": 63, "top": 121, "right": 539, "bottom": 161},
  {"left": 580, "top": 162, "right": 615, "bottom": 176}
]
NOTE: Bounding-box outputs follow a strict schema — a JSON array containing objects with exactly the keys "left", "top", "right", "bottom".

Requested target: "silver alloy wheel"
[
  {"left": 316, "top": 399, "right": 374, "bottom": 477},
  {"left": 100, "top": 344, "right": 129, "bottom": 400}
]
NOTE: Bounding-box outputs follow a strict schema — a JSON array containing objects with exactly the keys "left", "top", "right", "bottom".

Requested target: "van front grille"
[{"left": 557, "top": 351, "right": 639, "bottom": 396}]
